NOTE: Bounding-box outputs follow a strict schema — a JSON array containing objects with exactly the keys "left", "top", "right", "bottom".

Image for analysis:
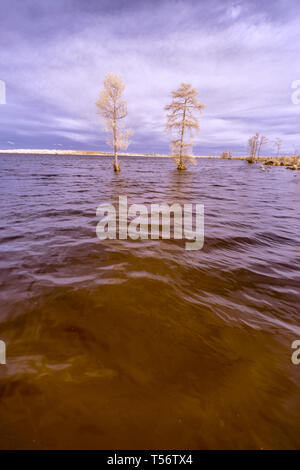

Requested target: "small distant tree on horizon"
[
  {"left": 221, "top": 150, "right": 232, "bottom": 159},
  {"left": 248, "top": 133, "right": 259, "bottom": 162},
  {"left": 96, "top": 73, "right": 132, "bottom": 171},
  {"left": 165, "top": 83, "right": 205, "bottom": 170},
  {"left": 275, "top": 138, "right": 282, "bottom": 156},
  {"left": 257, "top": 135, "right": 268, "bottom": 157},
  {"left": 248, "top": 133, "right": 267, "bottom": 162}
]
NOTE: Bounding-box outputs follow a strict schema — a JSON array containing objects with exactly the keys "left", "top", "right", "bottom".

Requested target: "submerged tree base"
[
  {"left": 177, "top": 163, "right": 187, "bottom": 170},
  {"left": 245, "top": 155, "right": 300, "bottom": 172},
  {"left": 113, "top": 163, "right": 121, "bottom": 172}
]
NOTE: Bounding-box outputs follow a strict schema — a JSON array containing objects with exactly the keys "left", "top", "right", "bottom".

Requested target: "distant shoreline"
[{"left": 0, "top": 149, "right": 253, "bottom": 159}]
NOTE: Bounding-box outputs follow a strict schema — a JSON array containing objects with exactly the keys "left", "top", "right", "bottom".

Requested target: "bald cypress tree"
[
  {"left": 165, "top": 83, "right": 205, "bottom": 170},
  {"left": 96, "top": 73, "right": 131, "bottom": 172}
]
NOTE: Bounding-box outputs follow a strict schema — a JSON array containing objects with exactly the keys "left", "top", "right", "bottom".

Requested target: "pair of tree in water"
[{"left": 96, "top": 73, "right": 205, "bottom": 171}]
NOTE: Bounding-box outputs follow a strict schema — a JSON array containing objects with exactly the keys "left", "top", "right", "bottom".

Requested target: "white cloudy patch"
[
  {"left": 45, "top": 129, "right": 99, "bottom": 144},
  {"left": 53, "top": 117, "right": 91, "bottom": 131},
  {"left": 228, "top": 5, "right": 242, "bottom": 19}
]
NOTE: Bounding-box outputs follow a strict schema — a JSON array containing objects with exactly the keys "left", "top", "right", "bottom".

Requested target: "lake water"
[{"left": 0, "top": 153, "right": 299, "bottom": 449}]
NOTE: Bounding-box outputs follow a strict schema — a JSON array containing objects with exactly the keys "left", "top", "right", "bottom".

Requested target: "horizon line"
[{"left": 0, "top": 148, "right": 256, "bottom": 159}]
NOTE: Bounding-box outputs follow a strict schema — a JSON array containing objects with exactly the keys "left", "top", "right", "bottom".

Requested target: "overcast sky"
[{"left": 0, "top": 0, "right": 299, "bottom": 155}]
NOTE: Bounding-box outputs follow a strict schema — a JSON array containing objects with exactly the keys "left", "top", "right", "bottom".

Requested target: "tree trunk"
[
  {"left": 179, "top": 100, "right": 187, "bottom": 165},
  {"left": 257, "top": 142, "right": 261, "bottom": 157},
  {"left": 113, "top": 114, "right": 119, "bottom": 171}
]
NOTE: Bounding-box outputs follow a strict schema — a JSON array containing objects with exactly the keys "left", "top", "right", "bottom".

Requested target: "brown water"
[{"left": 0, "top": 153, "right": 299, "bottom": 449}]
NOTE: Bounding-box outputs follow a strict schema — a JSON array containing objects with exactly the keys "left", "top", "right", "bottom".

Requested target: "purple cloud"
[{"left": 0, "top": 0, "right": 299, "bottom": 155}]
